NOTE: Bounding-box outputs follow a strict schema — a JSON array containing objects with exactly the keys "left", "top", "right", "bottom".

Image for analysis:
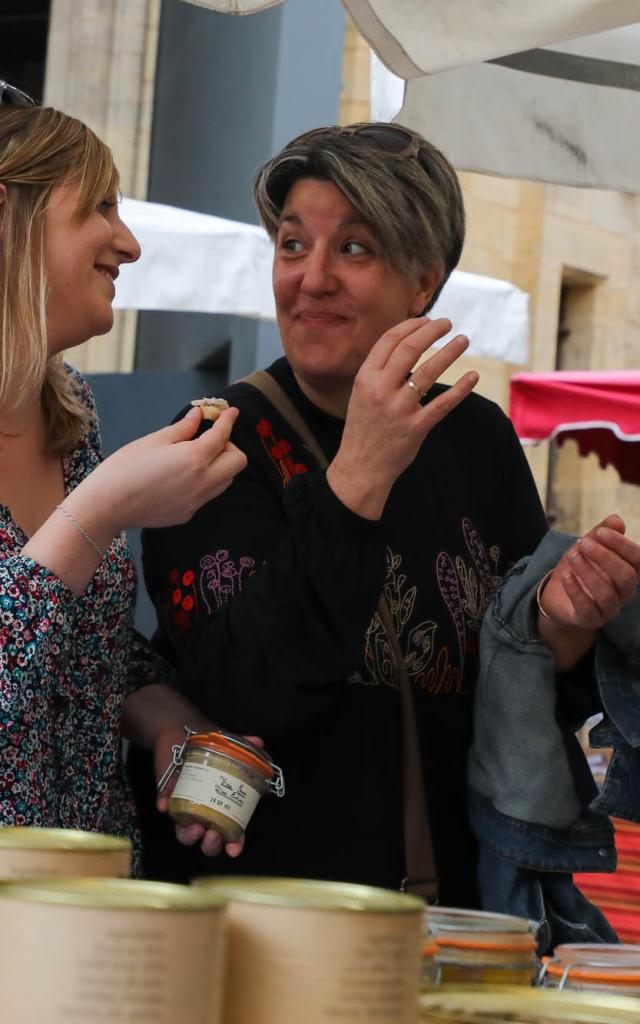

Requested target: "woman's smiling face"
[
  {"left": 44, "top": 185, "right": 140, "bottom": 355},
  {"left": 273, "top": 177, "right": 438, "bottom": 397}
]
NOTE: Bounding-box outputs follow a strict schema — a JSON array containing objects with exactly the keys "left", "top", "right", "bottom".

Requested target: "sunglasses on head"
[
  {"left": 0, "top": 80, "right": 36, "bottom": 108},
  {"left": 293, "top": 123, "right": 421, "bottom": 159}
]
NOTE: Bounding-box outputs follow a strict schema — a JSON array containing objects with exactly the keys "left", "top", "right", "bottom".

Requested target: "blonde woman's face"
[{"left": 44, "top": 184, "right": 140, "bottom": 355}]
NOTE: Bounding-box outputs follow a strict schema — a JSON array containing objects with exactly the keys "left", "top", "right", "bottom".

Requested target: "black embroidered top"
[{"left": 134, "top": 357, "right": 547, "bottom": 902}]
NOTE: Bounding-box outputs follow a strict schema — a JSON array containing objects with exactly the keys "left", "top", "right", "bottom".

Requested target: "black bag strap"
[
  {"left": 241, "top": 369, "right": 438, "bottom": 902},
  {"left": 242, "top": 369, "right": 330, "bottom": 470}
]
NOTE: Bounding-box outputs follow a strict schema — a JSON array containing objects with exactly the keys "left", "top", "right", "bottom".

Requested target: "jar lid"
[
  {"left": 551, "top": 944, "right": 640, "bottom": 966},
  {"left": 542, "top": 944, "right": 640, "bottom": 986},
  {"left": 419, "top": 985, "right": 640, "bottom": 1022},
  {"left": 0, "top": 827, "right": 132, "bottom": 853},
  {"left": 194, "top": 876, "right": 424, "bottom": 913},
  {"left": 0, "top": 877, "right": 226, "bottom": 912},
  {"left": 437, "top": 936, "right": 537, "bottom": 953},
  {"left": 188, "top": 730, "right": 275, "bottom": 780},
  {"left": 425, "top": 905, "right": 537, "bottom": 935}
]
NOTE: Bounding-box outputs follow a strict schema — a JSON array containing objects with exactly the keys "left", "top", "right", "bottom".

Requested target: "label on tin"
[
  {"left": 172, "top": 762, "right": 261, "bottom": 829},
  {"left": 0, "top": 900, "right": 224, "bottom": 1023},
  {"left": 0, "top": 848, "right": 131, "bottom": 881}
]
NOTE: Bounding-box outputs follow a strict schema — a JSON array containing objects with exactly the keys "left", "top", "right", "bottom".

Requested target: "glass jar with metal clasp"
[
  {"left": 424, "top": 905, "right": 540, "bottom": 987},
  {"left": 537, "top": 943, "right": 640, "bottom": 997},
  {"left": 159, "top": 727, "right": 285, "bottom": 844}
]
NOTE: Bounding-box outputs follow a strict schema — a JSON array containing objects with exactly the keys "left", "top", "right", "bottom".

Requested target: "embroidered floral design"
[
  {"left": 352, "top": 520, "right": 502, "bottom": 696},
  {"left": 360, "top": 546, "right": 439, "bottom": 691},
  {"left": 164, "top": 567, "right": 198, "bottom": 634},
  {"left": 255, "top": 419, "right": 308, "bottom": 486},
  {"left": 199, "top": 550, "right": 256, "bottom": 613}
]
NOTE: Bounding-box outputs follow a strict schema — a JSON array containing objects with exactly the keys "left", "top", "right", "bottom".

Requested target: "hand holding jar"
[{"left": 155, "top": 727, "right": 282, "bottom": 857}]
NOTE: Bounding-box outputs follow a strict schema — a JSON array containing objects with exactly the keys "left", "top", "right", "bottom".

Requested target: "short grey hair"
[{"left": 253, "top": 122, "right": 465, "bottom": 310}]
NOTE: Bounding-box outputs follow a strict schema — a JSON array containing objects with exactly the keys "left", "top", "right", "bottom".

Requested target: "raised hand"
[
  {"left": 327, "top": 317, "right": 478, "bottom": 519},
  {"left": 23, "top": 406, "right": 247, "bottom": 596},
  {"left": 539, "top": 514, "right": 640, "bottom": 632},
  {"left": 85, "top": 405, "right": 247, "bottom": 532}
]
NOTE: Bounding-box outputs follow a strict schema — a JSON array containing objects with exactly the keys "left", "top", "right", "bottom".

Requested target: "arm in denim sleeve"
[{"left": 142, "top": 459, "right": 386, "bottom": 738}]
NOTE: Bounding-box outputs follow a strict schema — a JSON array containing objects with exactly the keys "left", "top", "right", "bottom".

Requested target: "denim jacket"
[{"left": 469, "top": 529, "right": 640, "bottom": 951}]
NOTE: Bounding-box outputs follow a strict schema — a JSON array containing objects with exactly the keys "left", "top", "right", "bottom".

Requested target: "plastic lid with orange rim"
[
  {"left": 540, "top": 944, "right": 640, "bottom": 989},
  {"left": 188, "top": 730, "right": 275, "bottom": 780}
]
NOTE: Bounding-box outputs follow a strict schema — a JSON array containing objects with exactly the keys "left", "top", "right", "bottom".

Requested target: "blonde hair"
[
  {"left": 0, "top": 106, "right": 119, "bottom": 451},
  {"left": 254, "top": 122, "right": 465, "bottom": 310}
]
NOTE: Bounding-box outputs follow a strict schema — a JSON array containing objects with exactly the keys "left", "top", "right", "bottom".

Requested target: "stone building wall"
[{"left": 45, "top": 0, "right": 161, "bottom": 374}]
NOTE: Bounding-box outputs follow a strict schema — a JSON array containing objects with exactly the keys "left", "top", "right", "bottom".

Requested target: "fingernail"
[{"left": 185, "top": 407, "right": 200, "bottom": 420}]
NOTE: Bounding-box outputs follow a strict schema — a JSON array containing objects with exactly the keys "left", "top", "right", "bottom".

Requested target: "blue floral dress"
[{"left": 0, "top": 369, "right": 167, "bottom": 847}]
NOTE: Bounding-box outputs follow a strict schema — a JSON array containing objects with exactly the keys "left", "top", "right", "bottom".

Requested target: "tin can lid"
[
  {"left": 194, "top": 876, "right": 424, "bottom": 913},
  {"left": 551, "top": 944, "right": 640, "bottom": 966},
  {"left": 419, "top": 985, "right": 640, "bottom": 1022},
  {"left": 425, "top": 905, "right": 537, "bottom": 935},
  {"left": 188, "top": 730, "right": 275, "bottom": 780},
  {"left": 0, "top": 827, "right": 132, "bottom": 853},
  {"left": 0, "top": 878, "right": 226, "bottom": 912}
]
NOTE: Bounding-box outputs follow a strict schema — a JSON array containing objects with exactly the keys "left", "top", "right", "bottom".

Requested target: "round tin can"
[
  {"left": 0, "top": 877, "right": 226, "bottom": 1023},
  {"left": 195, "top": 875, "right": 424, "bottom": 1023},
  {"left": 538, "top": 944, "right": 640, "bottom": 997},
  {"left": 167, "top": 730, "right": 285, "bottom": 843},
  {"left": 0, "top": 827, "right": 131, "bottom": 879},
  {"left": 425, "top": 906, "right": 539, "bottom": 987},
  {"left": 419, "top": 985, "right": 640, "bottom": 1022}
]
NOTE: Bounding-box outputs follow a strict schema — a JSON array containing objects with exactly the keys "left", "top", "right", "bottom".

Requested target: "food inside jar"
[{"left": 168, "top": 744, "right": 267, "bottom": 844}]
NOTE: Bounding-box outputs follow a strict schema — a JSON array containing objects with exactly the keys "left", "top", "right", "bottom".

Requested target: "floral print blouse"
[{"left": 0, "top": 368, "right": 166, "bottom": 846}]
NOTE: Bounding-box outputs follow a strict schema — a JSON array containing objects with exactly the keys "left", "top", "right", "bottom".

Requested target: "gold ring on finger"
[{"left": 406, "top": 376, "right": 426, "bottom": 400}]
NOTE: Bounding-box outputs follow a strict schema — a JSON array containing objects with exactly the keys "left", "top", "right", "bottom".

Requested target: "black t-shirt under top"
[{"left": 130, "top": 357, "right": 547, "bottom": 905}]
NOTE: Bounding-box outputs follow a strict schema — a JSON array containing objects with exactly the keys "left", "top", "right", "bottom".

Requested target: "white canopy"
[
  {"left": 179, "top": 0, "right": 640, "bottom": 191},
  {"left": 372, "top": 24, "right": 640, "bottom": 192},
  {"left": 178, "top": 0, "right": 284, "bottom": 12},
  {"left": 344, "top": 1, "right": 640, "bottom": 77},
  {"left": 114, "top": 197, "right": 529, "bottom": 363},
  {"left": 351, "top": 1, "right": 640, "bottom": 192}
]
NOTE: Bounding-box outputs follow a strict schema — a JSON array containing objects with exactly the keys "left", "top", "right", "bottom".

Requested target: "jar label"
[{"left": 172, "top": 762, "right": 261, "bottom": 830}]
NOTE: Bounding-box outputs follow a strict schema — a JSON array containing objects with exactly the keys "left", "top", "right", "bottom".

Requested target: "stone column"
[{"left": 44, "top": 0, "right": 161, "bottom": 373}]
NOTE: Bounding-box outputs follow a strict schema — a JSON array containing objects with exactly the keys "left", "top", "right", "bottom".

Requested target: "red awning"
[{"left": 510, "top": 371, "right": 640, "bottom": 486}]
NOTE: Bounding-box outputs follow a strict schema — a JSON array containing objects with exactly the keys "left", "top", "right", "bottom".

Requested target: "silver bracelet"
[
  {"left": 536, "top": 568, "right": 562, "bottom": 626},
  {"left": 56, "top": 505, "right": 104, "bottom": 559}
]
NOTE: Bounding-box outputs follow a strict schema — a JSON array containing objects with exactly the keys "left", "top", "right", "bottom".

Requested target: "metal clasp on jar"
[
  {"left": 156, "top": 726, "right": 197, "bottom": 793},
  {"left": 215, "top": 728, "right": 286, "bottom": 798},
  {"left": 267, "top": 763, "right": 286, "bottom": 798}
]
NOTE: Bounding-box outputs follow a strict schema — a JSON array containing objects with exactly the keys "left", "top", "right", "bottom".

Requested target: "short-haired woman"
[
  {"left": 137, "top": 124, "right": 640, "bottom": 921},
  {"left": 0, "top": 91, "right": 247, "bottom": 857}
]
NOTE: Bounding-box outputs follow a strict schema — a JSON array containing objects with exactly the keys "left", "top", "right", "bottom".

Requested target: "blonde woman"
[{"left": 0, "top": 90, "right": 247, "bottom": 859}]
